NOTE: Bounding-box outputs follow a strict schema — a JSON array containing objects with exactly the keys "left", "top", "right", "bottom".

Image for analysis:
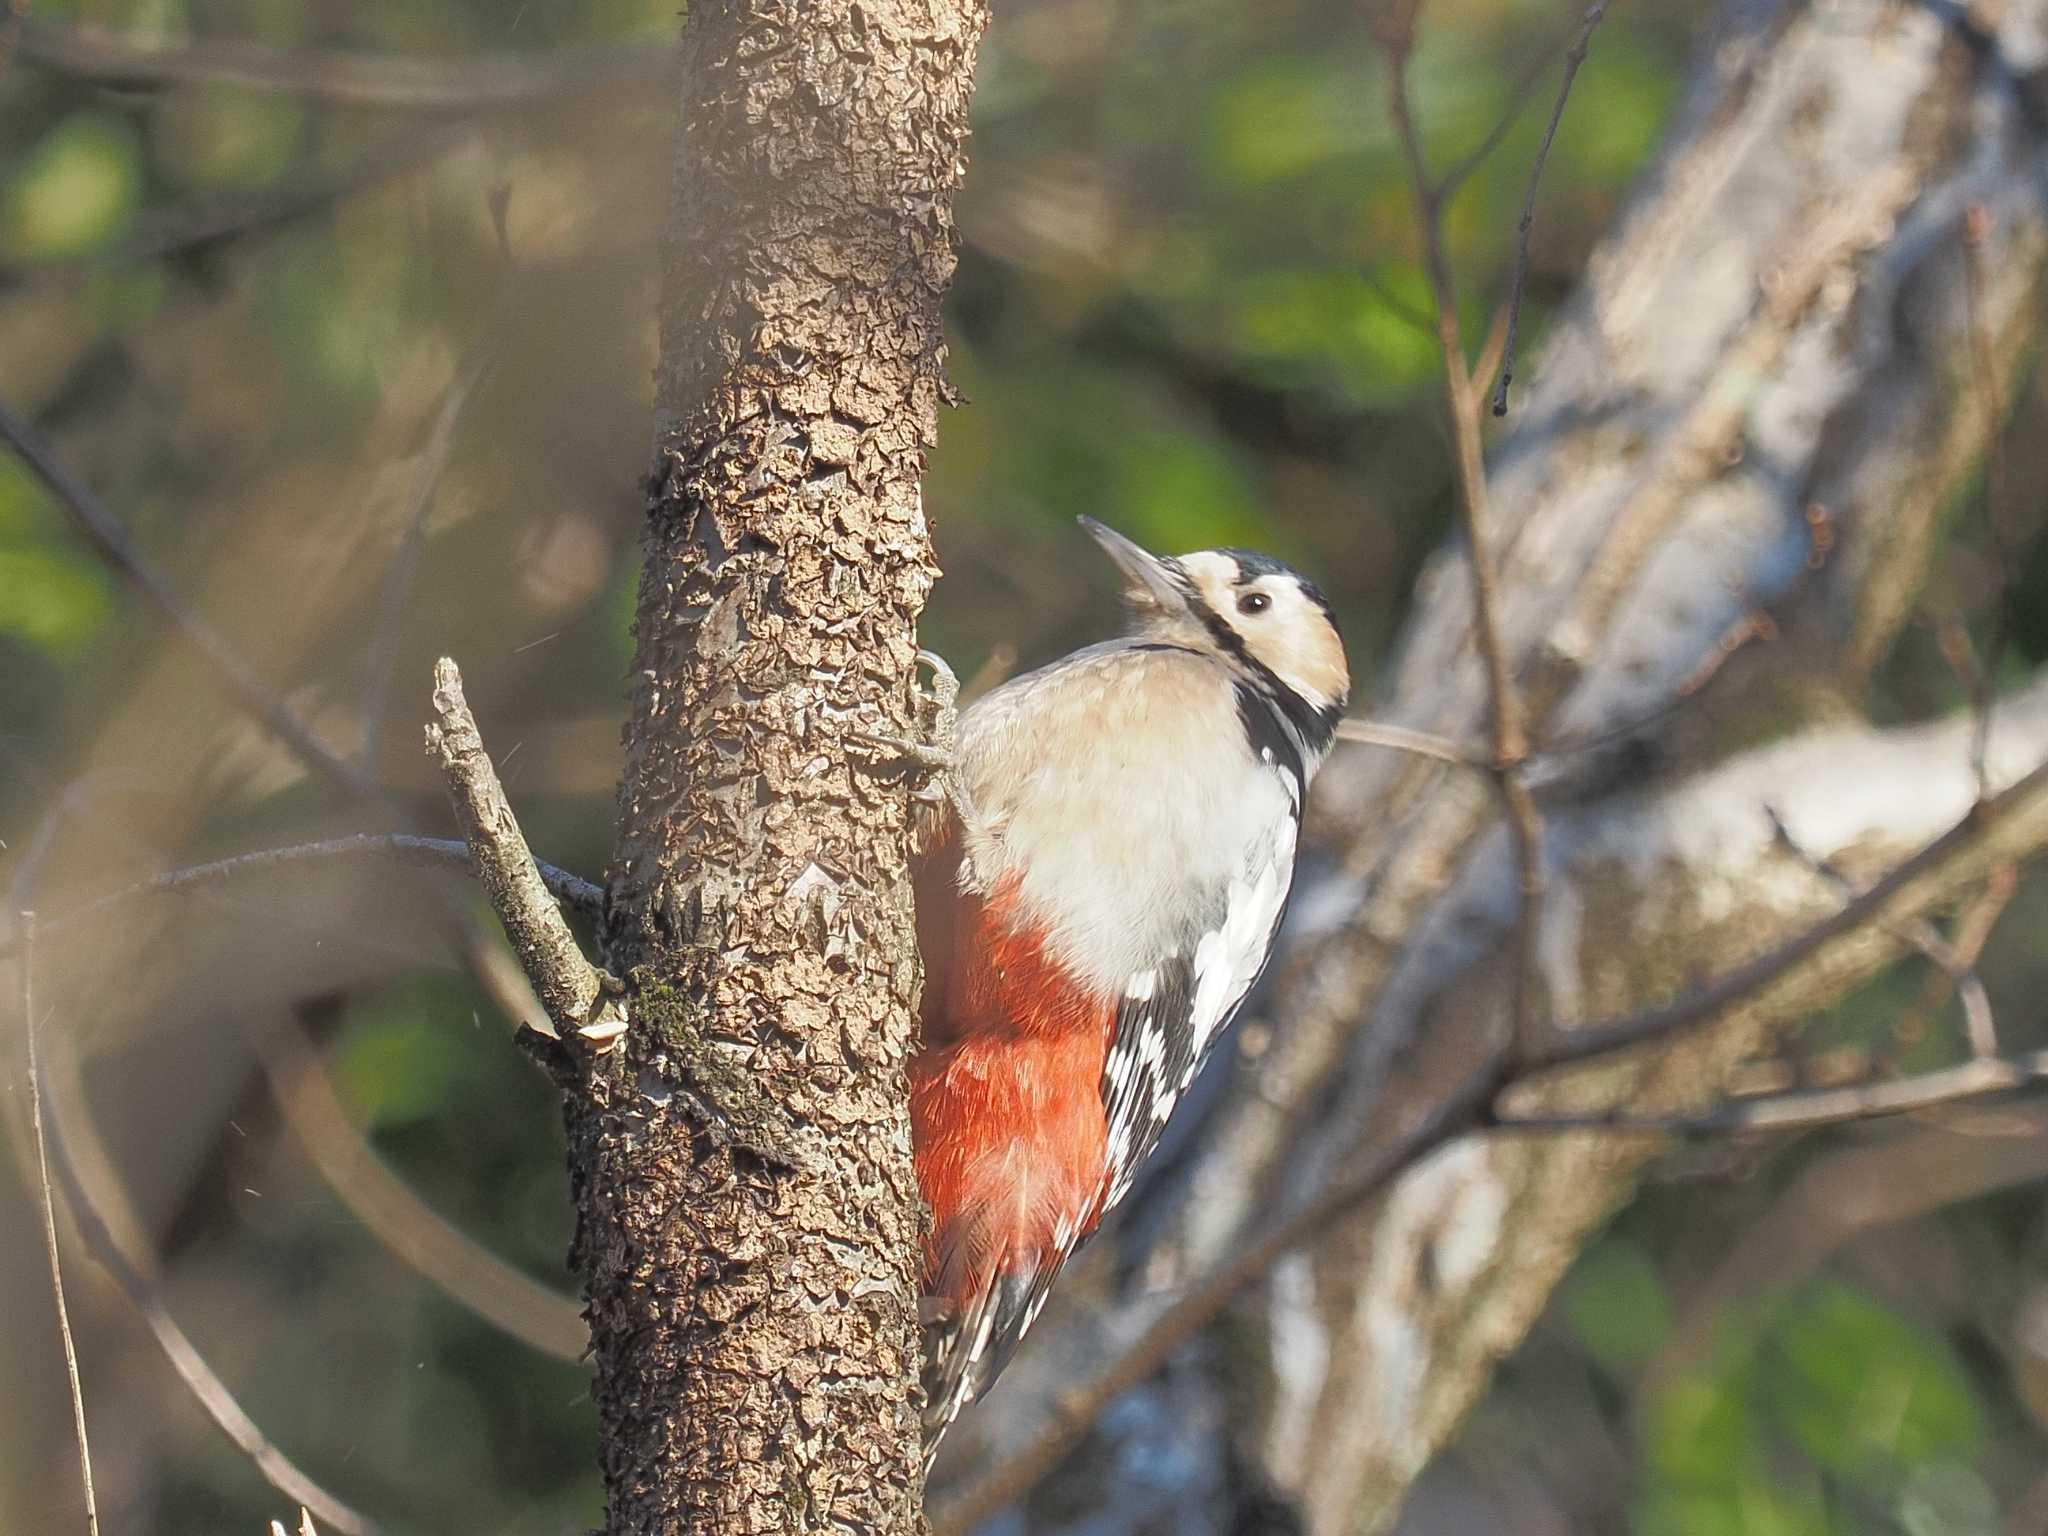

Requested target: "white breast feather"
[{"left": 955, "top": 644, "right": 1297, "bottom": 994}]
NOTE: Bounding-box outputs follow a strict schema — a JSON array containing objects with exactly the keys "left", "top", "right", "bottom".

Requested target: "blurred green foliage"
[
  {"left": 1632, "top": 1282, "right": 1988, "bottom": 1536},
  {"left": 2, "top": 110, "right": 143, "bottom": 260},
  {"left": 0, "top": 454, "right": 111, "bottom": 650},
  {"left": 4, "top": 1, "right": 2047, "bottom": 1533}
]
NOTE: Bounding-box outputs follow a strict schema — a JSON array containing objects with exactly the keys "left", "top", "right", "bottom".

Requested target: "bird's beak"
[{"left": 1079, "top": 517, "right": 1187, "bottom": 616}]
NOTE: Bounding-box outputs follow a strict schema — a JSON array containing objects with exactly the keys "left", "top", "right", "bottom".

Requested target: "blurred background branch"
[{"left": 15, "top": 18, "right": 665, "bottom": 110}]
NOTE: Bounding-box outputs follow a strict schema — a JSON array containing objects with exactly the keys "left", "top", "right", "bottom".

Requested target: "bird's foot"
[
  {"left": 848, "top": 650, "right": 992, "bottom": 852},
  {"left": 849, "top": 649, "right": 961, "bottom": 787}
]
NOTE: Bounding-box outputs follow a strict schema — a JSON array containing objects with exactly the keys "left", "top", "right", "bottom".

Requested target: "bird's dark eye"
[{"left": 1238, "top": 591, "right": 1272, "bottom": 616}]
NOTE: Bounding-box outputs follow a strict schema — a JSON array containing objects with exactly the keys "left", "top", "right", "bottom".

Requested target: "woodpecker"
[{"left": 909, "top": 516, "right": 1350, "bottom": 1455}]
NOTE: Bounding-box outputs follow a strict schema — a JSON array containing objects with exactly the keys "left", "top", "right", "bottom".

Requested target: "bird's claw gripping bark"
[
  {"left": 850, "top": 650, "right": 960, "bottom": 786},
  {"left": 912, "top": 646, "right": 961, "bottom": 753},
  {"left": 849, "top": 649, "right": 958, "bottom": 768},
  {"left": 848, "top": 649, "right": 995, "bottom": 866}
]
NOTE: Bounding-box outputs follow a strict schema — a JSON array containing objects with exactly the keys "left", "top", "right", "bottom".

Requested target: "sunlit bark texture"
[
  {"left": 936, "top": 2, "right": 2048, "bottom": 1532},
  {"left": 576, "top": 4, "right": 989, "bottom": 1532}
]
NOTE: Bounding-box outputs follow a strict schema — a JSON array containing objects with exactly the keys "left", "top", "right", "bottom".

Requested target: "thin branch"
[
  {"left": 1490, "top": 2, "right": 1610, "bottom": 417},
  {"left": 21, "top": 911, "right": 100, "bottom": 1536},
  {"left": 1762, "top": 802, "right": 1970, "bottom": 980},
  {"left": 39, "top": 1057, "right": 378, "bottom": 1536},
  {"left": 1382, "top": 9, "right": 1547, "bottom": 1051},
  {"left": 1494, "top": 1049, "right": 2048, "bottom": 1136},
  {"left": 0, "top": 835, "right": 601, "bottom": 964},
  {"left": 1532, "top": 505, "right": 1833, "bottom": 766},
  {"left": 1, "top": 124, "right": 471, "bottom": 285},
  {"left": 1885, "top": 862, "right": 2016, "bottom": 1066},
  {"left": 0, "top": 388, "right": 553, "bottom": 1032},
  {"left": 0, "top": 396, "right": 377, "bottom": 801},
  {"left": 11, "top": 826, "right": 378, "bottom": 1533},
  {"left": 1332, "top": 717, "right": 1486, "bottom": 769},
  {"left": 1960, "top": 200, "right": 2013, "bottom": 799},
  {"left": 1470, "top": 291, "right": 1517, "bottom": 413},
  {"left": 425, "top": 658, "right": 611, "bottom": 1037},
  {"left": 1337, "top": 590, "right": 1775, "bottom": 777},
  {"left": 255, "top": 1006, "right": 585, "bottom": 1361},
  {"left": 16, "top": 18, "right": 664, "bottom": 110},
  {"left": 1357, "top": 264, "right": 1441, "bottom": 339},
  {"left": 0, "top": 412, "right": 587, "bottom": 1509},
  {"left": 1433, "top": 27, "right": 1570, "bottom": 201},
  {"left": 1523, "top": 752, "right": 2048, "bottom": 1074},
  {"left": 929, "top": 1066, "right": 1495, "bottom": 1536},
  {"left": 91, "top": 835, "right": 591, "bottom": 927}
]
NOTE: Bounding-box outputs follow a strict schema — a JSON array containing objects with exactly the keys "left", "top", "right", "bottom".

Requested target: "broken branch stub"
[{"left": 423, "top": 656, "right": 614, "bottom": 1041}]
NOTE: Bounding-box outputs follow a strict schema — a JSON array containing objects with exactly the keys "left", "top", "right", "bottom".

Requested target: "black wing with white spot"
[{"left": 1097, "top": 802, "right": 1300, "bottom": 1214}]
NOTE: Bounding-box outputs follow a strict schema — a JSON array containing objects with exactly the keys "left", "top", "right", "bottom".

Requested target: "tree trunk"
[
  {"left": 576, "top": 4, "right": 988, "bottom": 1532},
  {"left": 932, "top": 2, "right": 2048, "bottom": 1532}
]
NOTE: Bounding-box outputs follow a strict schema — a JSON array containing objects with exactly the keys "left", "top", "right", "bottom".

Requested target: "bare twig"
[
  {"left": 930, "top": 1067, "right": 1494, "bottom": 1536},
  {"left": 1884, "top": 863, "right": 2016, "bottom": 1065},
  {"left": 1490, "top": 2, "right": 1610, "bottom": 417},
  {"left": 425, "top": 657, "right": 611, "bottom": 1038},
  {"left": 255, "top": 1006, "right": 585, "bottom": 1360},
  {"left": 0, "top": 412, "right": 572, "bottom": 1514},
  {"left": 0, "top": 390, "right": 551, "bottom": 1031},
  {"left": 1336, "top": 587, "right": 1776, "bottom": 777},
  {"left": 1763, "top": 802, "right": 1971, "bottom": 978},
  {"left": 1525, "top": 753, "right": 2048, "bottom": 1074},
  {"left": 21, "top": 911, "right": 100, "bottom": 1536},
  {"left": 16, "top": 17, "right": 663, "bottom": 109},
  {"left": 1381, "top": 9, "right": 1547, "bottom": 1050},
  {"left": 11, "top": 840, "right": 377, "bottom": 1532},
  {"left": 1357, "top": 264, "right": 1440, "bottom": 339},
  {"left": 39, "top": 1076, "right": 378, "bottom": 1535},
  {"left": 1, "top": 124, "right": 471, "bottom": 284},
  {"left": 1952, "top": 868, "right": 2016, "bottom": 1058},
  {"left": 1532, "top": 504, "right": 1833, "bottom": 767},
  {"left": 0, "top": 835, "right": 600, "bottom": 963},
  {"left": 938, "top": 736, "right": 2048, "bottom": 1528},
  {"left": 1332, "top": 717, "right": 1486, "bottom": 769},
  {"left": 1495, "top": 1048, "right": 2048, "bottom": 1135},
  {"left": 1434, "top": 29, "right": 1571, "bottom": 201},
  {"left": 0, "top": 396, "right": 377, "bottom": 801},
  {"left": 1961, "top": 201, "right": 2014, "bottom": 798},
  {"left": 1469, "top": 293, "right": 1517, "bottom": 415}
]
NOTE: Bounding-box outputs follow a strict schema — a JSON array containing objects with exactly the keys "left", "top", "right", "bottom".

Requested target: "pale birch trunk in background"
[{"left": 934, "top": 3, "right": 2048, "bottom": 1530}]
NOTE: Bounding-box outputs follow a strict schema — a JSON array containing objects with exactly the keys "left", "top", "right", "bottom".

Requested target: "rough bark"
[
  {"left": 932, "top": 2, "right": 2048, "bottom": 1532},
  {"left": 571, "top": 4, "right": 989, "bottom": 1533}
]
